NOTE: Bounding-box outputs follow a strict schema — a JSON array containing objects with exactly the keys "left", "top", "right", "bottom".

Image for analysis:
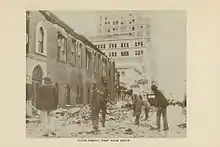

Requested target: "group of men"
[
  {"left": 90, "top": 82, "right": 170, "bottom": 132},
  {"left": 33, "top": 76, "right": 169, "bottom": 137},
  {"left": 131, "top": 84, "right": 169, "bottom": 131},
  {"left": 34, "top": 76, "right": 109, "bottom": 136}
]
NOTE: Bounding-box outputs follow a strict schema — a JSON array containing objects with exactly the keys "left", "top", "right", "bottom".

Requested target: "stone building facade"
[
  {"left": 26, "top": 11, "right": 116, "bottom": 113},
  {"left": 90, "top": 11, "right": 151, "bottom": 94}
]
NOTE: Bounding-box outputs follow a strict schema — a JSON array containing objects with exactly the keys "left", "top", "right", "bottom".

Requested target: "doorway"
[{"left": 32, "top": 65, "right": 43, "bottom": 107}]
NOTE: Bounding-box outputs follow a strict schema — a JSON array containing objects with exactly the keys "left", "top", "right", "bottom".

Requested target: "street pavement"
[{"left": 26, "top": 106, "right": 186, "bottom": 138}]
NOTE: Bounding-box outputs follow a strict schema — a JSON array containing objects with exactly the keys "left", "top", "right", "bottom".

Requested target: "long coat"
[
  {"left": 133, "top": 98, "right": 145, "bottom": 116},
  {"left": 36, "top": 84, "right": 58, "bottom": 111},
  {"left": 153, "top": 90, "right": 169, "bottom": 108},
  {"left": 91, "top": 89, "right": 102, "bottom": 112}
]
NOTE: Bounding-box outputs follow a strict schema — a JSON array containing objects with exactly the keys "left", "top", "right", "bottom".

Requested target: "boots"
[
  {"left": 135, "top": 115, "right": 140, "bottom": 125},
  {"left": 102, "top": 119, "right": 105, "bottom": 127}
]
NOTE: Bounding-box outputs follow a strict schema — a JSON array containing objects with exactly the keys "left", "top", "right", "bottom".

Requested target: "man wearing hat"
[
  {"left": 36, "top": 77, "right": 58, "bottom": 137},
  {"left": 100, "top": 80, "right": 108, "bottom": 127},
  {"left": 151, "top": 84, "right": 169, "bottom": 131},
  {"left": 90, "top": 82, "right": 102, "bottom": 132}
]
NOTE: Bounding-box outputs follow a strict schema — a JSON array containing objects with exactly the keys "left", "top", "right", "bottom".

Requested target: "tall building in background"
[{"left": 90, "top": 11, "right": 152, "bottom": 94}]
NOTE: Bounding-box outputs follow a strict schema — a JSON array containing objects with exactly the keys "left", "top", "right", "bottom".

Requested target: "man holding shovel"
[{"left": 151, "top": 84, "right": 169, "bottom": 131}]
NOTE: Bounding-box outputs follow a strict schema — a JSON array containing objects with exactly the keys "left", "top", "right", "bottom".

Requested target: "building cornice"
[
  {"left": 90, "top": 36, "right": 149, "bottom": 42},
  {"left": 38, "top": 10, "right": 107, "bottom": 58}
]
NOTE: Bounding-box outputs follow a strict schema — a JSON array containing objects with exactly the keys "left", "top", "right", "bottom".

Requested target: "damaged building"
[{"left": 26, "top": 10, "right": 116, "bottom": 116}]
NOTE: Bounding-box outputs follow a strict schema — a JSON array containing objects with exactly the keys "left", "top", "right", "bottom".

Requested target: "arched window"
[
  {"left": 38, "top": 27, "right": 44, "bottom": 53},
  {"left": 32, "top": 65, "right": 43, "bottom": 107},
  {"left": 77, "top": 43, "right": 82, "bottom": 68},
  {"left": 32, "top": 65, "right": 43, "bottom": 83},
  {"left": 57, "top": 32, "right": 67, "bottom": 62},
  {"left": 71, "top": 39, "right": 77, "bottom": 65},
  {"left": 36, "top": 22, "right": 47, "bottom": 55}
]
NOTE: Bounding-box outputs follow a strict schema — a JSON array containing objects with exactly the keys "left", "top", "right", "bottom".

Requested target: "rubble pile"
[
  {"left": 55, "top": 107, "right": 81, "bottom": 122},
  {"left": 55, "top": 102, "right": 129, "bottom": 124},
  {"left": 167, "top": 98, "right": 186, "bottom": 108},
  {"left": 118, "top": 97, "right": 134, "bottom": 109},
  {"left": 105, "top": 103, "right": 128, "bottom": 121},
  {"left": 71, "top": 105, "right": 91, "bottom": 123}
]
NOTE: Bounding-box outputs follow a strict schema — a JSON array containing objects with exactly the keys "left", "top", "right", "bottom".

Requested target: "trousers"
[
  {"left": 100, "top": 101, "right": 107, "bottom": 127},
  {"left": 135, "top": 114, "right": 140, "bottom": 125},
  {"left": 145, "top": 107, "right": 150, "bottom": 120},
  {"left": 26, "top": 100, "right": 33, "bottom": 117},
  {"left": 156, "top": 106, "right": 169, "bottom": 130},
  {"left": 40, "top": 110, "right": 56, "bottom": 135},
  {"left": 91, "top": 108, "right": 100, "bottom": 130}
]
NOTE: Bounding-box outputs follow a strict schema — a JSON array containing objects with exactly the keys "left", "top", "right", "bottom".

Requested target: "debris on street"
[
  {"left": 55, "top": 102, "right": 129, "bottom": 125},
  {"left": 124, "top": 128, "right": 134, "bottom": 134},
  {"left": 177, "top": 123, "right": 186, "bottom": 129}
]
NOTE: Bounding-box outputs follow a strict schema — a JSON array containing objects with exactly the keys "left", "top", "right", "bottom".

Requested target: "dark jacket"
[
  {"left": 153, "top": 90, "right": 169, "bottom": 108},
  {"left": 133, "top": 98, "right": 145, "bottom": 116},
  {"left": 101, "top": 89, "right": 108, "bottom": 104},
  {"left": 91, "top": 88, "right": 102, "bottom": 112},
  {"left": 36, "top": 84, "right": 58, "bottom": 111}
]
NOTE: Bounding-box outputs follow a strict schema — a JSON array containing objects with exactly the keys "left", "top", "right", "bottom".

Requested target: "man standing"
[
  {"left": 26, "top": 84, "right": 33, "bottom": 117},
  {"left": 90, "top": 83, "right": 101, "bottom": 132},
  {"left": 133, "top": 95, "right": 145, "bottom": 125},
  {"left": 132, "top": 94, "right": 137, "bottom": 117},
  {"left": 36, "top": 77, "right": 58, "bottom": 137},
  {"left": 100, "top": 88, "right": 108, "bottom": 127},
  {"left": 99, "top": 80, "right": 108, "bottom": 127},
  {"left": 151, "top": 84, "right": 169, "bottom": 131}
]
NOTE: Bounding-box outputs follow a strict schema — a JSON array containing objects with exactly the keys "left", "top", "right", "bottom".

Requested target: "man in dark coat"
[
  {"left": 151, "top": 84, "right": 169, "bottom": 131},
  {"left": 36, "top": 77, "right": 58, "bottom": 137},
  {"left": 132, "top": 94, "right": 138, "bottom": 117},
  {"left": 100, "top": 88, "right": 108, "bottom": 127},
  {"left": 90, "top": 83, "right": 102, "bottom": 132}
]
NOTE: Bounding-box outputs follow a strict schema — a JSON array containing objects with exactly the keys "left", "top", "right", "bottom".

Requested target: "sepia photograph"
[{"left": 26, "top": 10, "right": 186, "bottom": 138}]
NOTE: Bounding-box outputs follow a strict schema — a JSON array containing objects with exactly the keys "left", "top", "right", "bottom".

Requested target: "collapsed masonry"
[{"left": 55, "top": 102, "right": 129, "bottom": 125}]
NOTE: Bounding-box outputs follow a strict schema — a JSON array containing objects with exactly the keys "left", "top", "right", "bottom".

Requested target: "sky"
[
  {"left": 149, "top": 11, "right": 186, "bottom": 101},
  {"left": 52, "top": 11, "right": 99, "bottom": 38},
  {"left": 52, "top": 11, "right": 186, "bottom": 101},
  {"left": 52, "top": 10, "right": 153, "bottom": 38}
]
